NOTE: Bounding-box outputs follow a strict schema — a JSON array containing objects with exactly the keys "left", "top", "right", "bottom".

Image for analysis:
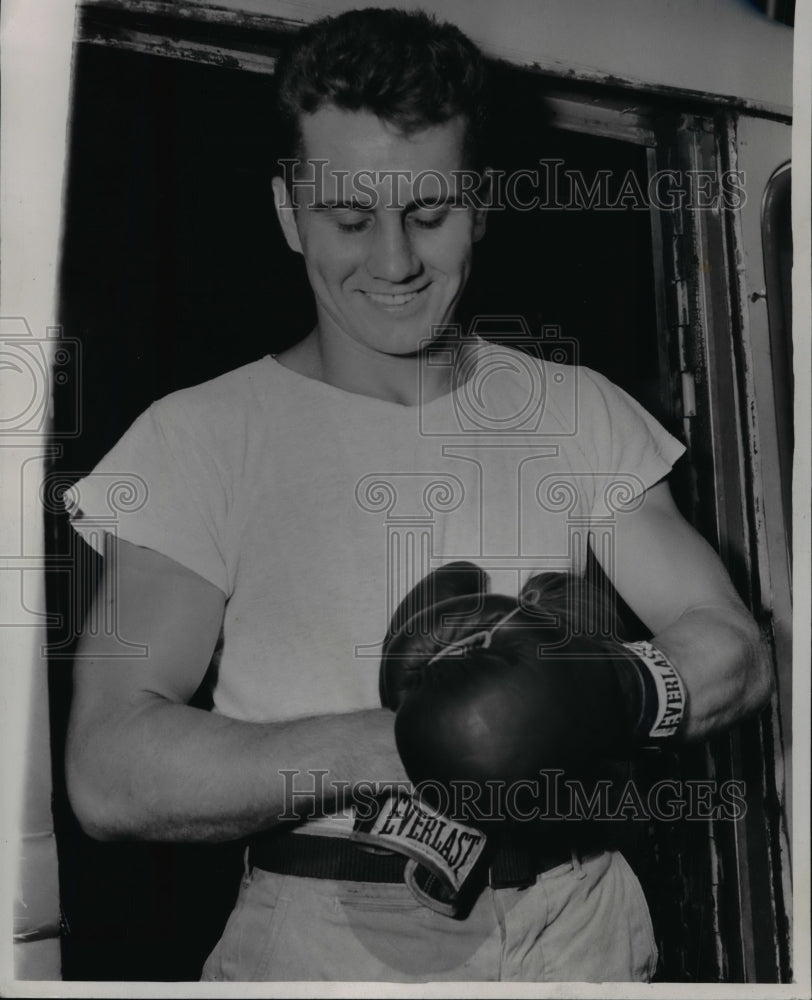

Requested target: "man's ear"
[
  {"left": 472, "top": 167, "right": 493, "bottom": 244},
  {"left": 272, "top": 175, "right": 303, "bottom": 254}
]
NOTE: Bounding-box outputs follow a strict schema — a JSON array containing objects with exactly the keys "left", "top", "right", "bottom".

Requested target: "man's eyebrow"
[
  {"left": 311, "top": 198, "right": 375, "bottom": 211},
  {"left": 403, "top": 194, "right": 457, "bottom": 211},
  {"left": 310, "top": 194, "right": 460, "bottom": 212}
]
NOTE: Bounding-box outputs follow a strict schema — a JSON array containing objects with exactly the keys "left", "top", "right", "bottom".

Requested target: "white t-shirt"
[{"left": 66, "top": 339, "right": 685, "bottom": 726}]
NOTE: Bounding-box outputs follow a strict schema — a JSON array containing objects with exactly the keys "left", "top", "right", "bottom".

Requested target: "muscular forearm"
[
  {"left": 650, "top": 603, "right": 774, "bottom": 741},
  {"left": 66, "top": 698, "right": 405, "bottom": 843}
]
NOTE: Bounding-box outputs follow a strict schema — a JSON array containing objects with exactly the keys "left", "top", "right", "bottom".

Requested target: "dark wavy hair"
[{"left": 274, "top": 7, "right": 490, "bottom": 170}]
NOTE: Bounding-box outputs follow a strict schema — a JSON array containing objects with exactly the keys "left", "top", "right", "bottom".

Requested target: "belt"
[{"left": 249, "top": 832, "right": 574, "bottom": 890}]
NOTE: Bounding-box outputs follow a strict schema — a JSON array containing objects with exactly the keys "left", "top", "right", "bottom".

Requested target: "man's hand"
[
  {"left": 66, "top": 535, "right": 407, "bottom": 843},
  {"left": 597, "top": 479, "right": 774, "bottom": 741}
]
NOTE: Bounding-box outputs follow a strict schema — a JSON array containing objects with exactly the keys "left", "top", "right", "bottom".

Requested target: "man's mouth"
[{"left": 362, "top": 286, "right": 428, "bottom": 308}]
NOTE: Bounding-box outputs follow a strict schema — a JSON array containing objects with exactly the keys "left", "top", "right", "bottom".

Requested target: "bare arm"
[
  {"left": 66, "top": 535, "right": 406, "bottom": 843},
  {"left": 595, "top": 480, "right": 774, "bottom": 741}
]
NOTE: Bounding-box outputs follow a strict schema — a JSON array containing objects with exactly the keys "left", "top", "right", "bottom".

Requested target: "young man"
[{"left": 64, "top": 8, "right": 773, "bottom": 983}]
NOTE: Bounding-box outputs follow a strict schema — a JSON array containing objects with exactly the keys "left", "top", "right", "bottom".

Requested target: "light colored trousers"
[{"left": 200, "top": 848, "right": 658, "bottom": 983}]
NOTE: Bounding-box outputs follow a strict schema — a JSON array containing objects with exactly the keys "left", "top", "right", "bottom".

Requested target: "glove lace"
[{"left": 427, "top": 605, "right": 523, "bottom": 665}]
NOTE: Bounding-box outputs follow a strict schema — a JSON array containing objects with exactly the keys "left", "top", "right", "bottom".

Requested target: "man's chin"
[{"left": 360, "top": 325, "right": 437, "bottom": 360}]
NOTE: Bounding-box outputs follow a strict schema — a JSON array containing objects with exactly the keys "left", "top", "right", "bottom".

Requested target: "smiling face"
[{"left": 272, "top": 106, "right": 487, "bottom": 361}]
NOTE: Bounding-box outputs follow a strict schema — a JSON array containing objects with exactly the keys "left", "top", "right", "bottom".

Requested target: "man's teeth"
[{"left": 366, "top": 290, "right": 421, "bottom": 305}]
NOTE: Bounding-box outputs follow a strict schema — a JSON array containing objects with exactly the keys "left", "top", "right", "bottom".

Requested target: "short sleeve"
[
  {"left": 577, "top": 368, "right": 686, "bottom": 515},
  {"left": 64, "top": 399, "right": 230, "bottom": 595}
]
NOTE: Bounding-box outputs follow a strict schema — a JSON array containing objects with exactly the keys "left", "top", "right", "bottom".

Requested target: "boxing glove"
[
  {"left": 393, "top": 616, "right": 631, "bottom": 796},
  {"left": 382, "top": 561, "right": 488, "bottom": 649},
  {"left": 518, "top": 572, "right": 686, "bottom": 745},
  {"left": 379, "top": 562, "right": 494, "bottom": 709},
  {"left": 391, "top": 572, "right": 685, "bottom": 821}
]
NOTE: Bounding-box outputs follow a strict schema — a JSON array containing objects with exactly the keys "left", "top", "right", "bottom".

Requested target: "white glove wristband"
[{"left": 622, "top": 640, "right": 686, "bottom": 740}]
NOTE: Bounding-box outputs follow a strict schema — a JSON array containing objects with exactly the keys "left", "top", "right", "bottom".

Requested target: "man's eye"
[
  {"left": 335, "top": 214, "right": 373, "bottom": 234},
  {"left": 409, "top": 208, "right": 450, "bottom": 230}
]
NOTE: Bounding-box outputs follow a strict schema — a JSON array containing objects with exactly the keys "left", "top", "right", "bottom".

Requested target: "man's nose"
[{"left": 366, "top": 217, "right": 421, "bottom": 283}]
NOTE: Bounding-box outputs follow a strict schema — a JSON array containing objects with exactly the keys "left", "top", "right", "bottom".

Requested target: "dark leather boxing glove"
[
  {"left": 391, "top": 572, "right": 686, "bottom": 822},
  {"left": 380, "top": 592, "right": 519, "bottom": 710},
  {"left": 519, "top": 572, "right": 687, "bottom": 745},
  {"left": 379, "top": 567, "right": 687, "bottom": 826},
  {"left": 392, "top": 616, "right": 633, "bottom": 801},
  {"left": 382, "top": 561, "right": 488, "bottom": 649},
  {"left": 379, "top": 562, "right": 493, "bottom": 709}
]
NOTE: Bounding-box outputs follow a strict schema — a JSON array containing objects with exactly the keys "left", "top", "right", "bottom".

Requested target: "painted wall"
[{"left": 1, "top": 0, "right": 76, "bottom": 981}]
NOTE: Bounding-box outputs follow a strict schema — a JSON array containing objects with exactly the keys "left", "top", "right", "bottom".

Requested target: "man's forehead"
[{"left": 293, "top": 105, "right": 469, "bottom": 205}]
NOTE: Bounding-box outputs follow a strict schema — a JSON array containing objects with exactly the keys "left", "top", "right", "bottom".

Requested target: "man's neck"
[{"left": 277, "top": 327, "right": 471, "bottom": 406}]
